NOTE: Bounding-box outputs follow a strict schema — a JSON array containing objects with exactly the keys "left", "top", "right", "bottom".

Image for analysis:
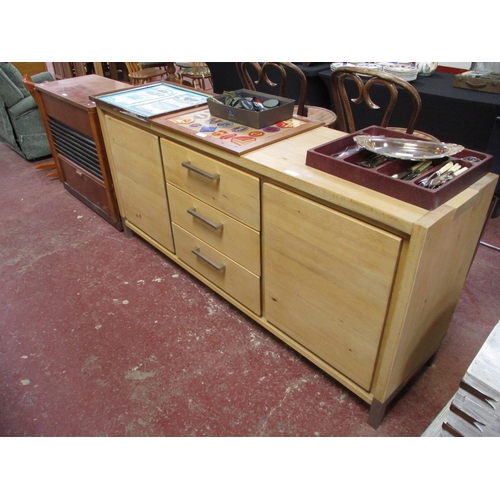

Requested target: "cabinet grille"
[{"left": 48, "top": 118, "right": 103, "bottom": 181}]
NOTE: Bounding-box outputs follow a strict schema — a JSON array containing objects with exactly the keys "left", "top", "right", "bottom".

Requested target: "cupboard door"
[
  {"left": 104, "top": 116, "right": 174, "bottom": 252},
  {"left": 262, "top": 184, "right": 402, "bottom": 391}
]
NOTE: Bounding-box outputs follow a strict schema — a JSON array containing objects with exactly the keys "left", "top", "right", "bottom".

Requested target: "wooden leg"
[
  {"left": 122, "top": 218, "right": 134, "bottom": 239},
  {"left": 368, "top": 399, "right": 388, "bottom": 429},
  {"left": 34, "top": 160, "right": 55, "bottom": 170},
  {"left": 426, "top": 350, "right": 439, "bottom": 367},
  {"left": 368, "top": 350, "right": 440, "bottom": 428}
]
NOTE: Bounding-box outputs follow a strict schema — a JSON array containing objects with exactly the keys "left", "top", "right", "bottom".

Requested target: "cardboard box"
[{"left": 207, "top": 89, "right": 294, "bottom": 129}]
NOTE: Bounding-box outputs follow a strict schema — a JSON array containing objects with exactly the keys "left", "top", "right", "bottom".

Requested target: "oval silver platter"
[{"left": 354, "top": 135, "right": 464, "bottom": 160}]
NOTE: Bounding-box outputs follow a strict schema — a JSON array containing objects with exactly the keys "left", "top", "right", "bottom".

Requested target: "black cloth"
[{"left": 318, "top": 70, "right": 500, "bottom": 152}]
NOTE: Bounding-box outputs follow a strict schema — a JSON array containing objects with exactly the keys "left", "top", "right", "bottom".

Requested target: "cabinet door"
[
  {"left": 262, "top": 184, "right": 402, "bottom": 391},
  {"left": 104, "top": 116, "right": 174, "bottom": 252}
]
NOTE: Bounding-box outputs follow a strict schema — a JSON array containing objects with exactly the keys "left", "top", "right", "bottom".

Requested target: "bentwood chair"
[
  {"left": 178, "top": 63, "right": 213, "bottom": 90},
  {"left": 125, "top": 63, "right": 167, "bottom": 85},
  {"left": 236, "top": 62, "right": 337, "bottom": 128},
  {"left": 330, "top": 66, "right": 438, "bottom": 140}
]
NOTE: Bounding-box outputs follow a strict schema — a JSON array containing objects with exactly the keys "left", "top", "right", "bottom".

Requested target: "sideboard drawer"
[
  {"left": 172, "top": 223, "right": 261, "bottom": 315},
  {"left": 161, "top": 139, "right": 260, "bottom": 230},
  {"left": 168, "top": 184, "right": 261, "bottom": 276}
]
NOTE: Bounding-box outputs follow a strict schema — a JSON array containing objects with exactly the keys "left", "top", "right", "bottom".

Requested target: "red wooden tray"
[{"left": 305, "top": 126, "right": 493, "bottom": 210}]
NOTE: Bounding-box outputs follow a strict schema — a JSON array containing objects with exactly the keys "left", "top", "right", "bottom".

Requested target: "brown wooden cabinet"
[
  {"left": 95, "top": 100, "right": 497, "bottom": 427},
  {"left": 35, "top": 75, "right": 131, "bottom": 230}
]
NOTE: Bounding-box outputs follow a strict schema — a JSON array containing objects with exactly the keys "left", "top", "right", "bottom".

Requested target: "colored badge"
[
  {"left": 172, "top": 117, "right": 195, "bottom": 124},
  {"left": 232, "top": 126, "right": 248, "bottom": 132},
  {"left": 231, "top": 135, "right": 257, "bottom": 146},
  {"left": 200, "top": 126, "right": 217, "bottom": 133},
  {"left": 262, "top": 126, "right": 280, "bottom": 133},
  {"left": 249, "top": 131, "right": 265, "bottom": 137},
  {"left": 277, "top": 119, "right": 302, "bottom": 128}
]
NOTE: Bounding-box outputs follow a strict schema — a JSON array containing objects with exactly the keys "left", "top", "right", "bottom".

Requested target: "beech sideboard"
[{"left": 94, "top": 89, "right": 497, "bottom": 428}]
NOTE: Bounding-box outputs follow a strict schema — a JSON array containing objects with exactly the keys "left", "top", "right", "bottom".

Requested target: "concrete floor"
[{"left": 1, "top": 141, "right": 500, "bottom": 437}]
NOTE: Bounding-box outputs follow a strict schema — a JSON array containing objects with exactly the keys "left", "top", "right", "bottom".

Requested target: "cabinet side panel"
[
  {"left": 262, "top": 183, "right": 402, "bottom": 391},
  {"left": 104, "top": 115, "right": 174, "bottom": 252},
  {"left": 372, "top": 175, "right": 497, "bottom": 402}
]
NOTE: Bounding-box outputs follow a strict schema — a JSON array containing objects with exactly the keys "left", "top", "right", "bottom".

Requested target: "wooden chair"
[
  {"left": 22, "top": 75, "right": 59, "bottom": 178},
  {"left": 330, "top": 66, "right": 439, "bottom": 140},
  {"left": 236, "top": 62, "right": 337, "bottom": 128},
  {"left": 178, "top": 63, "right": 213, "bottom": 90},
  {"left": 140, "top": 63, "right": 179, "bottom": 83},
  {"left": 125, "top": 63, "right": 167, "bottom": 85}
]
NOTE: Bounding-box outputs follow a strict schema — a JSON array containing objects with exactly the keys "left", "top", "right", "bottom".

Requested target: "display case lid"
[{"left": 91, "top": 82, "right": 209, "bottom": 120}]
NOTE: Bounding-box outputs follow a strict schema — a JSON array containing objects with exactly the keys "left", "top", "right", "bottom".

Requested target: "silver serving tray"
[{"left": 354, "top": 135, "right": 464, "bottom": 160}]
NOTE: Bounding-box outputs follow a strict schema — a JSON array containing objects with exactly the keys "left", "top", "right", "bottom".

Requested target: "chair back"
[
  {"left": 330, "top": 66, "right": 422, "bottom": 134},
  {"left": 190, "top": 62, "right": 209, "bottom": 76},
  {"left": 236, "top": 62, "right": 307, "bottom": 117},
  {"left": 125, "top": 63, "right": 142, "bottom": 74}
]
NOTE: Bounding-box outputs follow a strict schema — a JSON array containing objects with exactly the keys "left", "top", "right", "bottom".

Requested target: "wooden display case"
[{"left": 34, "top": 75, "right": 131, "bottom": 230}]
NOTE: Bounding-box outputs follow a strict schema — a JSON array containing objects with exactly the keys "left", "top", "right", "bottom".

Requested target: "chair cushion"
[
  {"left": 31, "top": 71, "right": 54, "bottom": 84},
  {"left": 179, "top": 66, "right": 211, "bottom": 77},
  {"left": 0, "top": 68, "right": 25, "bottom": 107},
  {"left": 0, "top": 63, "right": 30, "bottom": 107},
  {"left": 9, "top": 95, "right": 38, "bottom": 119}
]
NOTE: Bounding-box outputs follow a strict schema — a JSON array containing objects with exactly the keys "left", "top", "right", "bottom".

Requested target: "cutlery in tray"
[{"left": 305, "top": 126, "right": 493, "bottom": 210}]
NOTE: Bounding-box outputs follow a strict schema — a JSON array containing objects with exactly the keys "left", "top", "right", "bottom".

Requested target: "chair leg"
[
  {"left": 34, "top": 161, "right": 55, "bottom": 170},
  {"left": 479, "top": 196, "right": 500, "bottom": 252},
  {"left": 34, "top": 159, "right": 59, "bottom": 178}
]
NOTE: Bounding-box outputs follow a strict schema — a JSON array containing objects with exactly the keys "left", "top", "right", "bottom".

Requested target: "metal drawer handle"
[
  {"left": 191, "top": 247, "right": 226, "bottom": 272},
  {"left": 187, "top": 208, "right": 223, "bottom": 230},
  {"left": 182, "top": 161, "right": 220, "bottom": 181}
]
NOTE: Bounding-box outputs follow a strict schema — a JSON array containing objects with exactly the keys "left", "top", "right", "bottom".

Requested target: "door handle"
[
  {"left": 182, "top": 161, "right": 220, "bottom": 181},
  {"left": 191, "top": 247, "right": 226, "bottom": 272}
]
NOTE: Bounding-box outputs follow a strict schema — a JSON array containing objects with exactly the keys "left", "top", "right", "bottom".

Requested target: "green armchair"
[{"left": 0, "top": 62, "right": 53, "bottom": 160}]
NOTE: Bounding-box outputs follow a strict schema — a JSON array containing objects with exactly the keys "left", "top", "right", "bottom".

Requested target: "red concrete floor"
[{"left": 1, "top": 141, "right": 500, "bottom": 437}]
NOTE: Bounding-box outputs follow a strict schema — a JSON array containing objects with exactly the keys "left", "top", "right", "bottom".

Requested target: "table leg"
[{"left": 166, "top": 63, "right": 180, "bottom": 82}]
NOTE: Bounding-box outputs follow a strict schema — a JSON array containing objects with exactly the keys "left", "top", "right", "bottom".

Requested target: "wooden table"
[
  {"left": 93, "top": 63, "right": 179, "bottom": 83},
  {"left": 128, "top": 67, "right": 167, "bottom": 85}
]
